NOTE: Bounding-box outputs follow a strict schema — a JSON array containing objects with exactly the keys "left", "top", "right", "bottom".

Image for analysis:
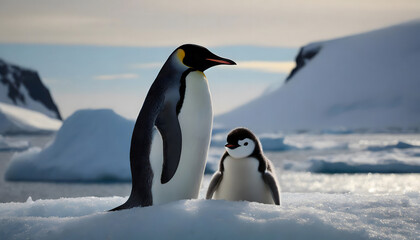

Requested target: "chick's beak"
[{"left": 225, "top": 144, "right": 239, "bottom": 149}]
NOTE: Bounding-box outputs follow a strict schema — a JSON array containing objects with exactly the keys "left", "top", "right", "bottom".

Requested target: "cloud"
[
  {"left": 130, "top": 61, "right": 295, "bottom": 74},
  {"left": 234, "top": 61, "right": 295, "bottom": 74},
  {"left": 54, "top": 92, "right": 143, "bottom": 119},
  {"left": 93, "top": 73, "right": 139, "bottom": 81},
  {"left": 0, "top": 0, "right": 419, "bottom": 47}
]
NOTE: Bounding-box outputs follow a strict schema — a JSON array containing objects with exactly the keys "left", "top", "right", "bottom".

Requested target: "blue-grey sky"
[
  {"left": 0, "top": 44, "right": 296, "bottom": 119},
  {"left": 1, "top": 0, "right": 419, "bottom": 47},
  {"left": 0, "top": 0, "right": 419, "bottom": 119}
]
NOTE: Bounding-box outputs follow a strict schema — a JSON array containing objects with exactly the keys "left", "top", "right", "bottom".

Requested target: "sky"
[
  {"left": 0, "top": 0, "right": 419, "bottom": 119},
  {"left": 1, "top": 0, "right": 419, "bottom": 47},
  {"left": 0, "top": 44, "right": 296, "bottom": 119}
]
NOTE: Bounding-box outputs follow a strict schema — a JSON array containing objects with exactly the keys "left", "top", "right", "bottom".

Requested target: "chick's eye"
[{"left": 244, "top": 142, "right": 248, "bottom": 146}]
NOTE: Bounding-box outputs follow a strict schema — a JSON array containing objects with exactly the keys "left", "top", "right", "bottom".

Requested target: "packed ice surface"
[
  {"left": 3, "top": 148, "right": 420, "bottom": 239},
  {"left": 2, "top": 113, "right": 419, "bottom": 239},
  {"left": 275, "top": 172, "right": 420, "bottom": 194},
  {"left": 305, "top": 152, "right": 420, "bottom": 173},
  {"left": 208, "top": 133, "right": 420, "bottom": 174},
  {"left": 282, "top": 134, "right": 420, "bottom": 173},
  {"left": 0, "top": 102, "right": 61, "bottom": 134},
  {"left": 0, "top": 192, "right": 418, "bottom": 240},
  {"left": 216, "top": 21, "right": 420, "bottom": 133}
]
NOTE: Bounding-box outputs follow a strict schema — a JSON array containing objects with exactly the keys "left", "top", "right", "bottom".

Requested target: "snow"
[
  {"left": 307, "top": 158, "right": 420, "bottom": 174},
  {"left": 0, "top": 102, "right": 61, "bottom": 134},
  {"left": 5, "top": 109, "right": 133, "bottom": 182},
  {"left": 18, "top": 84, "right": 59, "bottom": 119},
  {"left": 1, "top": 110, "right": 418, "bottom": 239},
  {"left": 5, "top": 108, "right": 420, "bottom": 181},
  {"left": 211, "top": 132, "right": 420, "bottom": 174},
  {"left": 0, "top": 59, "right": 61, "bottom": 119},
  {"left": 216, "top": 21, "right": 420, "bottom": 133},
  {"left": 0, "top": 135, "right": 29, "bottom": 151},
  {"left": 366, "top": 141, "right": 420, "bottom": 151},
  {"left": 277, "top": 172, "right": 420, "bottom": 194},
  {"left": 0, "top": 193, "right": 418, "bottom": 240},
  {"left": 211, "top": 131, "right": 297, "bottom": 151},
  {"left": 211, "top": 130, "right": 350, "bottom": 151},
  {"left": 1, "top": 21, "right": 419, "bottom": 240},
  {"left": 282, "top": 137, "right": 420, "bottom": 174}
]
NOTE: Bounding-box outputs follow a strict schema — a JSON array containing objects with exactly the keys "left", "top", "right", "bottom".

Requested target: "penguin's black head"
[
  {"left": 225, "top": 127, "right": 262, "bottom": 159},
  {"left": 177, "top": 44, "right": 236, "bottom": 72}
]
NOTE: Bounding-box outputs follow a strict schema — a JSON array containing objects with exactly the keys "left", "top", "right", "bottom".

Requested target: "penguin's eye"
[{"left": 244, "top": 142, "right": 248, "bottom": 146}]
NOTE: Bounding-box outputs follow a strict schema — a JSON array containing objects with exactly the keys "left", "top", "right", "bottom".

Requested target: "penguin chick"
[{"left": 206, "top": 127, "right": 280, "bottom": 205}]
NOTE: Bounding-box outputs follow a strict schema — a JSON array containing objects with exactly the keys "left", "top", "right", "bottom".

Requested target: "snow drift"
[
  {"left": 0, "top": 102, "right": 61, "bottom": 134},
  {"left": 216, "top": 21, "right": 420, "bottom": 133},
  {"left": 0, "top": 193, "right": 418, "bottom": 240},
  {"left": 5, "top": 109, "right": 133, "bottom": 181}
]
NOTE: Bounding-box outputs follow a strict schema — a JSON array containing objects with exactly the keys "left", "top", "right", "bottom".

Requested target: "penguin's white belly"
[
  {"left": 214, "top": 156, "right": 274, "bottom": 204},
  {"left": 150, "top": 71, "right": 213, "bottom": 205}
]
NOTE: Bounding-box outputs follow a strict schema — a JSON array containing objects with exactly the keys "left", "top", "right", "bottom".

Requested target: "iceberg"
[{"left": 5, "top": 109, "right": 133, "bottom": 182}]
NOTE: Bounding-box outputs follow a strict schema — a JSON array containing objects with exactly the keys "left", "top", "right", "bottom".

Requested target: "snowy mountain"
[
  {"left": 0, "top": 59, "right": 61, "bottom": 120},
  {"left": 0, "top": 102, "right": 61, "bottom": 134},
  {"left": 216, "top": 21, "right": 420, "bottom": 133}
]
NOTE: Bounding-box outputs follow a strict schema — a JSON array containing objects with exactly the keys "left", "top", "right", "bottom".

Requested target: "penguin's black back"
[{"left": 110, "top": 50, "right": 188, "bottom": 210}]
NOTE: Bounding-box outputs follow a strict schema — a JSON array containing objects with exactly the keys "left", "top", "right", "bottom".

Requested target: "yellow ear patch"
[{"left": 177, "top": 49, "right": 185, "bottom": 62}]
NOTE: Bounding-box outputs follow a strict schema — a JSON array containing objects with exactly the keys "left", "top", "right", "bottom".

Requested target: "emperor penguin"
[
  {"left": 111, "top": 44, "right": 236, "bottom": 211},
  {"left": 206, "top": 128, "right": 281, "bottom": 205}
]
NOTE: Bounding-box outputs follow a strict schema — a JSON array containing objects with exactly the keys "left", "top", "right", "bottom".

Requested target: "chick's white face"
[{"left": 226, "top": 138, "right": 255, "bottom": 159}]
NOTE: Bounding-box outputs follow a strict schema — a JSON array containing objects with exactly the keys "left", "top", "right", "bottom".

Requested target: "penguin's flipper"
[
  {"left": 263, "top": 171, "right": 280, "bottom": 205},
  {"left": 206, "top": 171, "right": 223, "bottom": 199},
  {"left": 156, "top": 103, "right": 182, "bottom": 184}
]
